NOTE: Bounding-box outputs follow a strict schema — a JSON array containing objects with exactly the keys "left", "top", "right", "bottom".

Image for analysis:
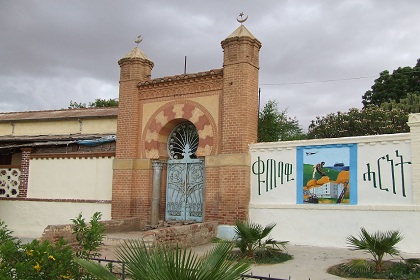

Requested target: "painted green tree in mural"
[{"left": 258, "top": 100, "right": 306, "bottom": 142}]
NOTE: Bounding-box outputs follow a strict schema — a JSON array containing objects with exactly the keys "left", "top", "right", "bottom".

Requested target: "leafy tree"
[
  {"left": 0, "top": 220, "right": 81, "bottom": 279},
  {"left": 381, "top": 92, "right": 420, "bottom": 113},
  {"left": 68, "top": 98, "right": 118, "bottom": 109},
  {"left": 258, "top": 100, "right": 305, "bottom": 142},
  {"left": 89, "top": 98, "right": 119, "bottom": 108},
  {"left": 346, "top": 227, "right": 402, "bottom": 273},
  {"left": 76, "top": 241, "right": 251, "bottom": 280},
  {"left": 68, "top": 100, "right": 87, "bottom": 109},
  {"left": 307, "top": 106, "right": 409, "bottom": 139},
  {"left": 362, "top": 59, "right": 420, "bottom": 107}
]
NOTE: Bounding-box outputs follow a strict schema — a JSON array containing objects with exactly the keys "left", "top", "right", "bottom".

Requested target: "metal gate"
[{"left": 165, "top": 122, "right": 204, "bottom": 222}]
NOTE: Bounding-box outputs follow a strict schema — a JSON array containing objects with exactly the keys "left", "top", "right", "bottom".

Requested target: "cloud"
[{"left": 1, "top": 0, "right": 419, "bottom": 130}]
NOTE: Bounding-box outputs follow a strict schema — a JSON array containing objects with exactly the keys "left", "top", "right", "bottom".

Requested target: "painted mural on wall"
[
  {"left": 296, "top": 144, "right": 357, "bottom": 205},
  {"left": 250, "top": 136, "right": 412, "bottom": 206}
]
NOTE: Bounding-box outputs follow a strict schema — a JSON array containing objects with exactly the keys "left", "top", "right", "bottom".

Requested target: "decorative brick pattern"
[
  {"left": 18, "top": 148, "right": 32, "bottom": 198},
  {"left": 143, "top": 101, "right": 216, "bottom": 158}
]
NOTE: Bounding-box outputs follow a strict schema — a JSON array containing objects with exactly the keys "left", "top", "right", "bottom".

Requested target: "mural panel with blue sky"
[{"left": 296, "top": 144, "right": 357, "bottom": 204}]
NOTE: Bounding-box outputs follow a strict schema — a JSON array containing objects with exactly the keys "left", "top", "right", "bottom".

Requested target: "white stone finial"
[{"left": 237, "top": 12, "right": 248, "bottom": 24}]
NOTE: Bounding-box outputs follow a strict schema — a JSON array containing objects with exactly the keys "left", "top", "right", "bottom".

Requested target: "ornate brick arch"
[{"left": 143, "top": 101, "right": 216, "bottom": 159}]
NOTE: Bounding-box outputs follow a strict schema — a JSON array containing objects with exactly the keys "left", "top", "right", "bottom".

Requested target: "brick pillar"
[
  {"left": 112, "top": 44, "right": 154, "bottom": 220},
  {"left": 18, "top": 148, "right": 33, "bottom": 198},
  {"left": 211, "top": 24, "right": 261, "bottom": 223},
  {"left": 408, "top": 113, "right": 420, "bottom": 205},
  {"left": 220, "top": 25, "right": 261, "bottom": 153}
]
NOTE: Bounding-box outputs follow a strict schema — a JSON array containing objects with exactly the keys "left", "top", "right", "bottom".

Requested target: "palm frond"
[
  {"left": 74, "top": 257, "right": 119, "bottom": 280},
  {"left": 339, "top": 258, "right": 374, "bottom": 274},
  {"left": 115, "top": 239, "right": 250, "bottom": 280},
  {"left": 346, "top": 227, "right": 403, "bottom": 272}
]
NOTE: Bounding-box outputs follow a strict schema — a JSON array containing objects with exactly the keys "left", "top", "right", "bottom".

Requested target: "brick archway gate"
[
  {"left": 141, "top": 101, "right": 216, "bottom": 224},
  {"left": 112, "top": 21, "right": 261, "bottom": 226}
]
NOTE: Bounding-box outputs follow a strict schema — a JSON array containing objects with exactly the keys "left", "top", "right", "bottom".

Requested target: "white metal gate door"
[{"left": 165, "top": 122, "right": 204, "bottom": 222}]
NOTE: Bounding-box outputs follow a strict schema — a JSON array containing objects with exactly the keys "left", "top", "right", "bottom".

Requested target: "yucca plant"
[
  {"left": 76, "top": 240, "right": 250, "bottom": 280},
  {"left": 234, "top": 220, "right": 288, "bottom": 258},
  {"left": 346, "top": 227, "right": 402, "bottom": 272}
]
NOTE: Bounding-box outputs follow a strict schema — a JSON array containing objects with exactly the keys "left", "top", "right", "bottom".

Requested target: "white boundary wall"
[
  {"left": 0, "top": 157, "right": 113, "bottom": 239},
  {"left": 248, "top": 114, "right": 420, "bottom": 253}
]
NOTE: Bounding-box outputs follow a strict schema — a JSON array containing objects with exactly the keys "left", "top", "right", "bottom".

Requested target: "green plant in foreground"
[
  {"left": 234, "top": 220, "right": 288, "bottom": 259},
  {"left": 346, "top": 227, "right": 402, "bottom": 273},
  {"left": 77, "top": 240, "right": 251, "bottom": 280},
  {"left": 1, "top": 212, "right": 106, "bottom": 280},
  {"left": 72, "top": 211, "right": 105, "bottom": 259},
  {"left": 0, "top": 220, "right": 80, "bottom": 279}
]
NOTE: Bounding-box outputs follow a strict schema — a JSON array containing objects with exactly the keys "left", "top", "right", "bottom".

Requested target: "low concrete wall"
[
  {"left": 103, "top": 221, "right": 218, "bottom": 248},
  {"left": 142, "top": 221, "right": 218, "bottom": 247},
  {"left": 41, "top": 220, "right": 217, "bottom": 249}
]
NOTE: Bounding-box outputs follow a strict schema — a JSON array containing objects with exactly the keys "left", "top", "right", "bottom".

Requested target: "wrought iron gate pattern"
[{"left": 166, "top": 122, "right": 204, "bottom": 222}]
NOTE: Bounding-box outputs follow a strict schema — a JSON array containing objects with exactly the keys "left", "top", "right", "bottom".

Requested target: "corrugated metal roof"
[
  {"left": 0, "top": 107, "right": 118, "bottom": 122},
  {"left": 0, "top": 133, "right": 116, "bottom": 149},
  {"left": 0, "top": 133, "right": 115, "bottom": 142}
]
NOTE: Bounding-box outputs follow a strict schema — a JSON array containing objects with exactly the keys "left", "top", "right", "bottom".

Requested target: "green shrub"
[
  {"left": 72, "top": 211, "right": 105, "bottom": 259},
  {"left": 0, "top": 212, "right": 105, "bottom": 279},
  {"left": 0, "top": 221, "right": 80, "bottom": 279}
]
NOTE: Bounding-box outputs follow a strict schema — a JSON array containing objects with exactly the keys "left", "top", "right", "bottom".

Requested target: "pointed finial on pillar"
[{"left": 237, "top": 12, "right": 248, "bottom": 25}]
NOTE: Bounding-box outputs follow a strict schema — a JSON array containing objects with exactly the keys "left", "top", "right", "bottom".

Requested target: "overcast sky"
[{"left": 1, "top": 0, "right": 419, "bottom": 129}]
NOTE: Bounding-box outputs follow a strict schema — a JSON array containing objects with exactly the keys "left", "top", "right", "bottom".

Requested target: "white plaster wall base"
[
  {"left": 250, "top": 206, "right": 420, "bottom": 253},
  {"left": 0, "top": 200, "right": 111, "bottom": 239}
]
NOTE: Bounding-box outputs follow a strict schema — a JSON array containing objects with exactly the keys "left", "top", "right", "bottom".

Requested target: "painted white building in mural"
[{"left": 310, "top": 182, "right": 344, "bottom": 199}]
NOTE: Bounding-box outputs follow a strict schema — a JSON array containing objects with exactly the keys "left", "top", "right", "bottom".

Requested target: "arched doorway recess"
[{"left": 165, "top": 121, "right": 204, "bottom": 222}]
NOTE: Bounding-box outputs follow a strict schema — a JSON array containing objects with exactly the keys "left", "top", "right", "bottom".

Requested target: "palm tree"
[
  {"left": 346, "top": 227, "right": 402, "bottom": 272},
  {"left": 76, "top": 240, "right": 250, "bottom": 280},
  {"left": 234, "top": 220, "right": 288, "bottom": 258}
]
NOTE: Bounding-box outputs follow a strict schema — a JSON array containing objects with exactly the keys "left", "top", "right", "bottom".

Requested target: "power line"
[
  {"left": 260, "top": 69, "right": 420, "bottom": 86},
  {"left": 260, "top": 75, "right": 376, "bottom": 86}
]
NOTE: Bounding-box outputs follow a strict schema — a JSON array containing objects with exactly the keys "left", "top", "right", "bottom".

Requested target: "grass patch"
[
  {"left": 327, "top": 259, "right": 420, "bottom": 279},
  {"left": 253, "top": 251, "right": 293, "bottom": 264},
  {"left": 230, "top": 249, "right": 293, "bottom": 265}
]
